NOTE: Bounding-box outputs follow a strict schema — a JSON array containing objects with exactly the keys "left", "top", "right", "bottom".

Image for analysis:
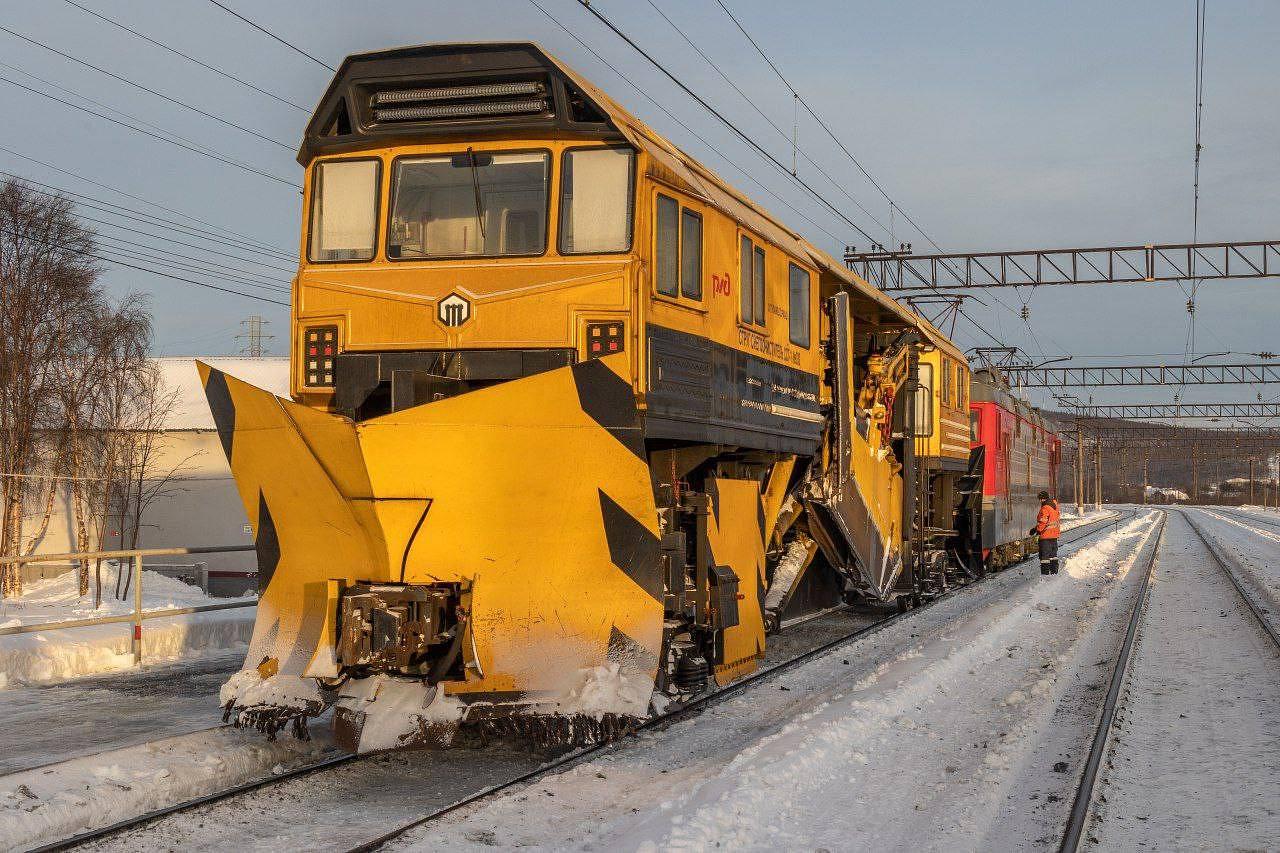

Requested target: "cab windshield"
[{"left": 388, "top": 151, "right": 549, "bottom": 258}]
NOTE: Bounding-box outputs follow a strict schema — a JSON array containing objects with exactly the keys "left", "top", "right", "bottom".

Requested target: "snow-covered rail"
[
  {"left": 1179, "top": 510, "right": 1280, "bottom": 651},
  {"left": 1081, "top": 509, "right": 1280, "bottom": 849},
  {"left": 1064, "top": 509, "right": 1280, "bottom": 852},
  {"left": 1059, "top": 511, "right": 1167, "bottom": 853},
  {"left": 28, "top": 511, "right": 1133, "bottom": 852}
]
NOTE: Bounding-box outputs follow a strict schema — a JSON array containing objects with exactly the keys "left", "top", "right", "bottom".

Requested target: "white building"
[{"left": 17, "top": 357, "right": 290, "bottom": 595}]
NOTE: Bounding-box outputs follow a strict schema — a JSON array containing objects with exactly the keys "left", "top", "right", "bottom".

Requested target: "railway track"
[
  {"left": 350, "top": 510, "right": 1139, "bottom": 853},
  {"left": 1198, "top": 504, "right": 1280, "bottom": 539},
  {"left": 38, "top": 510, "right": 1129, "bottom": 853},
  {"left": 1058, "top": 509, "right": 1166, "bottom": 853},
  {"left": 1059, "top": 508, "right": 1280, "bottom": 852},
  {"left": 1180, "top": 509, "right": 1280, "bottom": 648}
]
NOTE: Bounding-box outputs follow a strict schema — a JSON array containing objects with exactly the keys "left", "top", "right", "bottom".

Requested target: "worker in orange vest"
[{"left": 1031, "top": 490, "right": 1061, "bottom": 575}]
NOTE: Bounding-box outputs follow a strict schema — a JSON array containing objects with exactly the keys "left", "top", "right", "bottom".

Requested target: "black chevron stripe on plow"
[
  {"left": 597, "top": 489, "right": 663, "bottom": 603},
  {"left": 572, "top": 358, "right": 646, "bottom": 460}
]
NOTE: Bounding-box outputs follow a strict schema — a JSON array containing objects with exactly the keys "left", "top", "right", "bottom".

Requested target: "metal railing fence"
[{"left": 0, "top": 545, "right": 256, "bottom": 663}]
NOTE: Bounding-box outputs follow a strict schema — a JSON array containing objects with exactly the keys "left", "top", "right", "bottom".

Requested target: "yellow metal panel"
[
  {"left": 356, "top": 353, "right": 662, "bottom": 695},
  {"left": 197, "top": 362, "right": 383, "bottom": 680},
  {"left": 200, "top": 354, "right": 663, "bottom": 701},
  {"left": 706, "top": 475, "right": 767, "bottom": 686}
]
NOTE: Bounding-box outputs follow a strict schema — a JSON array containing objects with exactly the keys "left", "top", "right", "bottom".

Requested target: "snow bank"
[
  {"left": 0, "top": 722, "right": 335, "bottom": 849},
  {"left": 0, "top": 562, "right": 254, "bottom": 628},
  {"left": 1059, "top": 506, "right": 1113, "bottom": 525},
  {"left": 0, "top": 563, "right": 255, "bottom": 689},
  {"left": 0, "top": 609, "right": 253, "bottom": 689},
  {"left": 1144, "top": 485, "right": 1188, "bottom": 501}
]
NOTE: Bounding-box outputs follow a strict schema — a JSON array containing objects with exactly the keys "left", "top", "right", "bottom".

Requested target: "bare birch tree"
[
  {"left": 0, "top": 180, "right": 98, "bottom": 596},
  {"left": 0, "top": 178, "right": 158, "bottom": 600}
]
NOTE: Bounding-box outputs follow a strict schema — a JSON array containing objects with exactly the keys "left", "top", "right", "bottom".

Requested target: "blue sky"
[{"left": 2, "top": 0, "right": 1276, "bottom": 413}]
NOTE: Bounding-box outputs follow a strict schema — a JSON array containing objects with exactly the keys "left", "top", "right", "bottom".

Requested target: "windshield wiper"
[{"left": 466, "top": 147, "right": 486, "bottom": 242}]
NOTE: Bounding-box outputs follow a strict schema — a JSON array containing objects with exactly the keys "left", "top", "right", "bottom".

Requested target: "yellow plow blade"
[{"left": 199, "top": 354, "right": 664, "bottom": 742}]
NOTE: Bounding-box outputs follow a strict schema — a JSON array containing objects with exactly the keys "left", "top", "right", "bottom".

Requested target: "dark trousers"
[{"left": 1039, "top": 536, "right": 1059, "bottom": 573}]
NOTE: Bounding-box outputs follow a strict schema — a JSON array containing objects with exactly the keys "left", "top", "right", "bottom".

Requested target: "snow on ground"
[
  {"left": 0, "top": 562, "right": 252, "bottom": 628},
  {"left": 0, "top": 651, "right": 244, "bottom": 776},
  {"left": 1144, "top": 485, "right": 1188, "bottom": 502},
  {"left": 0, "top": 722, "right": 337, "bottom": 850},
  {"left": 383, "top": 512, "right": 1161, "bottom": 852},
  {"left": 0, "top": 564, "right": 253, "bottom": 689},
  {"left": 39, "top": 513, "right": 1126, "bottom": 852},
  {"left": 1187, "top": 507, "right": 1280, "bottom": 608},
  {"left": 1087, "top": 510, "right": 1280, "bottom": 850},
  {"left": 1060, "top": 506, "right": 1111, "bottom": 524}
]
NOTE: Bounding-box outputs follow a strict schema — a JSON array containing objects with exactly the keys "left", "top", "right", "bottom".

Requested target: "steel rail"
[
  {"left": 1059, "top": 510, "right": 1167, "bottom": 853},
  {"left": 1201, "top": 505, "right": 1280, "bottom": 535},
  {"left": 1179, "top": 510, "right": 1280, "bottom": 650},
  {"left": 38, "top": 512, "right": 1128, "bottom": 853},
  {"left": 349, "top": 510, "right": 1137, "bottom": 853},
  {"left": 29, "top": 751, "right": 359, "bottom": 853}
]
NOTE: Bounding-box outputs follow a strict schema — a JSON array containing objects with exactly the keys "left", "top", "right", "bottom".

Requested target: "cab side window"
[
  {"left": 740, "top": 235, "right": 765, "bottom": 326},
  {"left": 787, "top": 262, "right": 810, "bottom": 347},
  {"left": 656, "top": 193, "right": 703, "bottom": 301},
  {"left": 656, "top": 194, "right": 679, "bottom": 297},
  {"left": 680, "top": 209, "right": 702, "bottom": 299}
]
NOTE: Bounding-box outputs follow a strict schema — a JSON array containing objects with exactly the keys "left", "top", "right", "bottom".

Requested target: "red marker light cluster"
[
  {"left": 304, "top": 326, "right": 338, "bottom": 387},
  {"left": 586, "top": 322, "right": 623, "bottom": 359}
]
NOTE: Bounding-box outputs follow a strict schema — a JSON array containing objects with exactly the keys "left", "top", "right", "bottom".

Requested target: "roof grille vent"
[{"left": 369, "top": 79, "right": 552, "bottom": 124}]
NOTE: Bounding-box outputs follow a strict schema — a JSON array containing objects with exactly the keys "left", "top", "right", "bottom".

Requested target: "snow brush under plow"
[{"left": 198, "top": 354, "right": 664, "bottom": 752}]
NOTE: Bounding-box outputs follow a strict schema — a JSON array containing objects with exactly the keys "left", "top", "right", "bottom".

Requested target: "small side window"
[
  {"left": 680, "top": 209, "right": 702, "bottom": 299},
  {"left": 655, "top": 194, "right": 679, "bottom": 297},
  {"left": 752, "top": 245, "right": 766, "bottom": 326},
  {"left": 740, "top": 235, "right": 753, "bottom": 321},
  {"left": 787, "top": 262, "right": 810, "bottom": 347},
  {"left": 914, "top": 362, "right": 934, "bottom": 437}
]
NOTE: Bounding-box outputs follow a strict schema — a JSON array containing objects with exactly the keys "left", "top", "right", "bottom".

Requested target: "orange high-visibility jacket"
[{"left": 1036, "top": 500, "right": 1061, "bottom": 539}]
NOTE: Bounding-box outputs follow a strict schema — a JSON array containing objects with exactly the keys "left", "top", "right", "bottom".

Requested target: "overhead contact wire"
[
  {"left": 526, "top": 0, "right": 846, "bottom": 245},
  {"left": 0, "top": 226, "right": 289, "bottom": 306},
  {"left": 205, "top": 1, "right": 335, "bottom": 72},
  {"left": 706, "top": 1, "right": 1052, "bottom": 358},
  {"left": 572, "top": 0, "right": 879, "bottom": 244},
  {"left": 0, "top": 24, "right": 293, "bottom": 149},
  {"left": 2, "top": 171, "right": 296, "bottom": 268},
  {"left": 60, "top": 0, "right": 309, "bottom": 112},
  {"left": 0, "top": 73, "right": 298, "bottom": 187},
  {"left": 0, "top": 144, "right": 290, "bottom": 251}
]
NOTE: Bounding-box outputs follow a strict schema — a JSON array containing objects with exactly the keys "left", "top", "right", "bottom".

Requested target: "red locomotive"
[{"left": 968, "top": 369, "right": 1062, "bottom": 569}]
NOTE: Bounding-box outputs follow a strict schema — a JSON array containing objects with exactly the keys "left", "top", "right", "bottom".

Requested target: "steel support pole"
[
  {"left": 1192, "top": 446, "right": 1198, "bottom": 504},
  {"left": 1094, "top": 436, "right": 1102, "bottom": 510},
  {"left": 1076, "top": 424, "right": 1084, "bottom": 515},
  {"left": 1250, "top": 458, "right": 1256, "bottom": 505},
  {"left": 132, "top": 554, "right": 143, "bottom": 665}
]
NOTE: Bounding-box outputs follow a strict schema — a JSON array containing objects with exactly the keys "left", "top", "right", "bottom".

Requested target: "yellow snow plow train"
[{"left": 210, "top": 43, "right": 975, "bottom": 751}]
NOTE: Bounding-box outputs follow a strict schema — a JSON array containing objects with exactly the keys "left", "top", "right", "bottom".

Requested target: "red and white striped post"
[{"left": 132, "top": 554, "right": 144, "bottom": 664}]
